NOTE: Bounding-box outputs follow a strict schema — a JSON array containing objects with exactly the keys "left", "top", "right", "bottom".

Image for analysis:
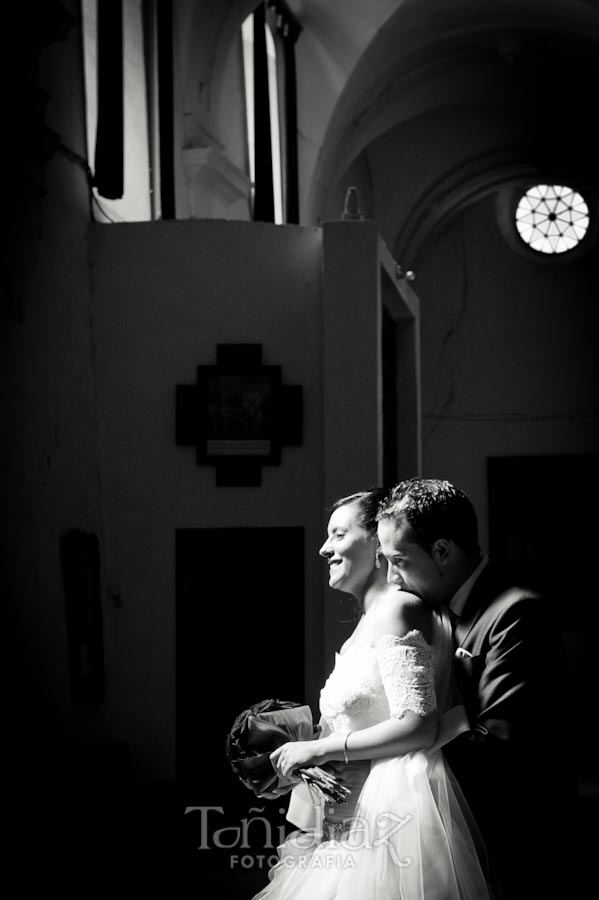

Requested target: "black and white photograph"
[{"left": 2, "top": 1, "right": 598, "bottom": 897}]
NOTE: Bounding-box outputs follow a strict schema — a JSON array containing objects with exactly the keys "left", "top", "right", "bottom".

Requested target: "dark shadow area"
[
  {"left": 488, "top": 452, "right": 599, "bottom": 625},
  {"left": 7, "top": 738, "right": 293, "bottom": 897},
  {"left": 7, "top": 736, "right": 596, "bottom": 897}
]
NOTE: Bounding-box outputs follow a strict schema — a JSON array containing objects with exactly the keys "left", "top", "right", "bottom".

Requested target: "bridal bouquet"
[{"left": 226, "top": 698, "right": 350, "bottom": 805}]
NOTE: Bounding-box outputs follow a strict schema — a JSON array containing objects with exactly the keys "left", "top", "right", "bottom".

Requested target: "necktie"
[
  {"left": 446, "top": 607, "right": 466, "bottom": 708},
  {"left": 448, "top": 607, "right": 459, "bottom": 646}
]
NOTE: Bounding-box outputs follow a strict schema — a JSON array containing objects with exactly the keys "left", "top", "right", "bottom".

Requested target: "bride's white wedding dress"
[{"left": 252, "top": 609, "right": 492, "bottom": 900}]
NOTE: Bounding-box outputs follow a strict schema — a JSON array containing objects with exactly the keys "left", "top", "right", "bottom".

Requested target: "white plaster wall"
[{"left": 90, "top": 220, "right": 325, "bottom": 778}]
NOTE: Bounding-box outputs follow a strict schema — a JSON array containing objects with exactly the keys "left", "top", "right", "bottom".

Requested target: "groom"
[{"left": 376, "top": 477, "right": 578, "bottom": 900}]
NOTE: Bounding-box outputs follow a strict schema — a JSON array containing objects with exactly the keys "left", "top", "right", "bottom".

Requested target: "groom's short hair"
[{"left": 377, "top": 478, "right": 480, "bottom": 556}]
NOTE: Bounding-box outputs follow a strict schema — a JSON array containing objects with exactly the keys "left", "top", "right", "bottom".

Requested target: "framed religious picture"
[
  {"left": 176, "top": 344, "right": 302, "bottom": 485},
  {"left": 198, "top": 366, "right": 282, "bottom": 464}
]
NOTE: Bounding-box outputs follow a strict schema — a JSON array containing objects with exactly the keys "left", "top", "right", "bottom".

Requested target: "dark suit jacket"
[{"left": 443, "top": 563, "right": 579, "bottom": 900}]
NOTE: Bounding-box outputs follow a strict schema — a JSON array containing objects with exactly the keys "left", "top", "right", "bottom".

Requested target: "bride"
[{"left": 252, "top": 489, "right": 493, "bottom": 900}]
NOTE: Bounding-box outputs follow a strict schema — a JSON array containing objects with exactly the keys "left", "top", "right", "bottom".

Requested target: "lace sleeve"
[{"left": 375, "top": 631, "right": 437, "bottom": 719}]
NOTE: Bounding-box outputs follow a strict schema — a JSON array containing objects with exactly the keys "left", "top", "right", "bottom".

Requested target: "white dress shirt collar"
[{"left": 448, "top": 553, "right": 489, "bottom": 619}]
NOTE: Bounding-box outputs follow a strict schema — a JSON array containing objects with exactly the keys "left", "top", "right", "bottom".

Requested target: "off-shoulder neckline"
[{"left": 338, "top": 628, "right": 431, "bottom": 658}]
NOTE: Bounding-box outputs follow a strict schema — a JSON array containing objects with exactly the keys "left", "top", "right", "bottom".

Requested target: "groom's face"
[{"left": 377, "top": 518, "right": 449, "bottom": 606}]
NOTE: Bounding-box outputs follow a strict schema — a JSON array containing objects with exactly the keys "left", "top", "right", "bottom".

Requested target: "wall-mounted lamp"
[{"left": 394, "top": 262, "right": 416, "bottom": 282}]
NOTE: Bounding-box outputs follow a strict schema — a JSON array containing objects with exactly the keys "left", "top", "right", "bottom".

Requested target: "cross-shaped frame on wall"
[{"left": 176, "top": 344, "right": 303, "bottom": 486}]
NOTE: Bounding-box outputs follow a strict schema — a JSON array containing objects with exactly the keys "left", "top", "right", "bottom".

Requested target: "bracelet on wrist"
[{"left": 343, "top": 731, "right": 352, "bottom": 764}]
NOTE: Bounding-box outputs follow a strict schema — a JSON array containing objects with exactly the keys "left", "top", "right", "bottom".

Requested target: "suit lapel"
[{"left": 454, "top": 563, "right": 501, "bottom": 646}]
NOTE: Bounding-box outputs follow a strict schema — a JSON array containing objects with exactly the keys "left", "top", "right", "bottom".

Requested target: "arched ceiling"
[
  {"left": 177, "top": 0, "right": 599, "bottom": 255},
  {"left": 289, "top": 0, "right": 599, "bottom": 256}
]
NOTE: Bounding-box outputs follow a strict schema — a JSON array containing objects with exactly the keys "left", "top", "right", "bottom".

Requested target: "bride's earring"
[{"left": 375, "top": 548, "right": 381, "bottom": 569}]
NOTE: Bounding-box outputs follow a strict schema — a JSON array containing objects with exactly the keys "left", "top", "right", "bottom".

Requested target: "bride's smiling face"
[{"left": 319, "top": 502, "right": 377, "bottom": 597}]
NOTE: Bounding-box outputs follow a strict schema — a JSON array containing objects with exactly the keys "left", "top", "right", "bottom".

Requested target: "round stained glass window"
[{"left": 515, "top": 184, "right": 589, "bottom": 254}]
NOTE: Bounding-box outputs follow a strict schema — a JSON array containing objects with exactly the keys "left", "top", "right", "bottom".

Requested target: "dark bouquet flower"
[{"left": 225, "top": 698, "right": 350, "bottom": 805}]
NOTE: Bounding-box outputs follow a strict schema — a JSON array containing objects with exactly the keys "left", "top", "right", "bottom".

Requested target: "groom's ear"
[{"left": 431, "top": 538, "right": 451, "bottom": 568}]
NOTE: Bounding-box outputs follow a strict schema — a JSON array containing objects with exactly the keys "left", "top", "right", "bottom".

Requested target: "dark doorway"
[{"left": 487, "top": 452, "right": 598, "bottom": 626}]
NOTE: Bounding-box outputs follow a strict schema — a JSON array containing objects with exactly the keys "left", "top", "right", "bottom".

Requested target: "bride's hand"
[{"left": 270, "top": 740, "right": 324, "bottom": 777}]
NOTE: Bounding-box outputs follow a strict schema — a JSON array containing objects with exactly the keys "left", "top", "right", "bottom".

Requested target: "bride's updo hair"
[{"left": 329, "top": 487, "right": 389, "bottom": 536}]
